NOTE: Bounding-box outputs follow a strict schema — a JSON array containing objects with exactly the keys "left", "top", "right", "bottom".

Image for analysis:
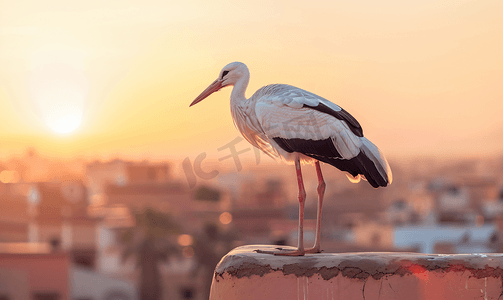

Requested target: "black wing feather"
[
  {"left": 303, "top": 103, "right": 363, "bottom": 137},
  {"left": 273, "top": 137, "right": 388, "bottom": 188},
  {"left": 273, "top": 137, "right": 342, "bottom": 159}
]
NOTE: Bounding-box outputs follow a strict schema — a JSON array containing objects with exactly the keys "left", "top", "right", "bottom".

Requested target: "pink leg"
[
  {"left": 292, "top": 157, "right": 307, "bottom": 253},
  {"left": 255, "top": 157, "right": 306, "bottom": 256},
  {"left": 305, "top": 161, "right": 325, "bottom": 253}
]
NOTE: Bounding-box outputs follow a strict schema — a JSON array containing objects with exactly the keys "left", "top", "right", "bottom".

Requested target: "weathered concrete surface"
[{"left": 210, "top": 245, "right": 503, "bottom": 300}]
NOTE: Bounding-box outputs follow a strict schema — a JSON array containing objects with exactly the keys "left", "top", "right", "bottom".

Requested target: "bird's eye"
[{"left": 222, "top": 70, "right": 229, "bottom": 78}]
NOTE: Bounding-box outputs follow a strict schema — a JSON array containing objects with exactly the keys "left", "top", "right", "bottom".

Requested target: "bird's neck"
[{"left": 230, "top": 72, "right": 250, "bottom": 104}]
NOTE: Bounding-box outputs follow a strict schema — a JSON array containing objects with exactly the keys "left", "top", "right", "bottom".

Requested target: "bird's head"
[{"left": 190, "top": 62, "right": 249, "bottom": 107}]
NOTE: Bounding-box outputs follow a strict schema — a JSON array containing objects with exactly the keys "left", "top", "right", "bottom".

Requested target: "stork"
[{"left": 190, "top": 62, "right": 392, "bottom": 256}]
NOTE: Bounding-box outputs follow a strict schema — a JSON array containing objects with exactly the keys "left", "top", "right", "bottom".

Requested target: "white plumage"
[
  {"left": 254, "top": 85, "right": 362, "bottom": 161},
  {"left": 190, "top": 62, "right": 392, "bottom": 255}
]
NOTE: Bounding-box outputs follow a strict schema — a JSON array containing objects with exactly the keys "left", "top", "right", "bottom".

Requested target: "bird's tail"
[{"left": 352, "top": 137, "right": 392, "bottom": 188}]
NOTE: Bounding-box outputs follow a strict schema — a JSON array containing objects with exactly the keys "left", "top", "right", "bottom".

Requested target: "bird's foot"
[
  {"left": 304, "top": 246, "right": 323, "bottom": 254},
  {"left": 254, "top": 248, "right": 306, "bottom": 256}
]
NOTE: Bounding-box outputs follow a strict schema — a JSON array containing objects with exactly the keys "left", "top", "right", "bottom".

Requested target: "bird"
[{"left": 190, "top": 62, "right": 392, "bottom": 256}]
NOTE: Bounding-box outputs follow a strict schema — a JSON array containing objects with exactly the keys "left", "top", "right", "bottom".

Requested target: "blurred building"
[
  {"left": 0, "top": 266, "right": 30, "bottom": 299},
  {"left": 482, "top": 190, "right": 503, "bottom": 221},
  {"left": 0, "top": 183, "right": 30, "bottom": 242},
  {"left": 72, "top": 266, "right": 137, "bottom": 300},
  {"left": 0, "top": 245, "right": 137, "bottom": 300},
  {"left": 385, "top": 199, "right": 421, "bottom": 225},
  {"left": 0, "top": 249, "right": 70, "bottom": 300},
  {"left": 32, "top": 181, "right": 98, "bottom": 268},
  {"left": 0, "top": 150, "right": 86, "bottom": 183},
  {"left": 86, "top": 159, "right": 234, "bottom": 230},
  {"left": 235, "top": 177, "right": 288, "bottom": 209},
  {"left": 426, "top": 176, "right": 500, "bottom": 225},
  {"left": 394, "top": 224, "right": 498, "bottom": 254},
  {"left": 0, "top": 180, "right": 98, "bottom": 268},
  {"left": 86, "top": 159, "right": 171, "bottom": 201},
  {"left": 322, "top": 183, "right": 387, "bottom": 227}
]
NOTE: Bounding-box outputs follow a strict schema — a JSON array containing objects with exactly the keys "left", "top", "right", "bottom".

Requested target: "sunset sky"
[{"left": 0, "top": 0, "right": 502, "bottom": 161}]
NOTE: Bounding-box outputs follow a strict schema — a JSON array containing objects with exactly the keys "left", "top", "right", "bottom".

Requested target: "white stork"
[{"left": 190, "top": 62, "right": 392, "bottom": 256}]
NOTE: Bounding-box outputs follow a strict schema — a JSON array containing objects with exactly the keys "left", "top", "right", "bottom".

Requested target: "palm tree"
[
  {"left": 192, "top": 223, "right": 237, "bottom": 300},
  {"left": 121, "top": 208, "right": 180, "bottom": 300}
]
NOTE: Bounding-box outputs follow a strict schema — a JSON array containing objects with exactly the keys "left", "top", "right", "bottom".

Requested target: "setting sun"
[
  {"left": 29, "top": 44, "right": 87, "bottom": 135},
  {"left": 46, "top": 105, "right": 83, "bottom": 134}
]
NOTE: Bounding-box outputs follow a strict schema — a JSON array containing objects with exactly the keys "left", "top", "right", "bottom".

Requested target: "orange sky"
[{"left": 0, "top": 0, "right": 502, "bottom": 161}]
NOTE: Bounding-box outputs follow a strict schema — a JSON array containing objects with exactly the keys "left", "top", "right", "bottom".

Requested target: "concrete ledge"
[{"left": 210, "top": 245, "right": 503, "bottom": 300}]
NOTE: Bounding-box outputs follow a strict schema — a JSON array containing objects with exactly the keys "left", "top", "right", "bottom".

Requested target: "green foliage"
[
  {"left": 135, "top": 207, "right": 180, "bottom": 235},
  {"left": 194, "top": 185, "right": 221, "bottom": 202}
]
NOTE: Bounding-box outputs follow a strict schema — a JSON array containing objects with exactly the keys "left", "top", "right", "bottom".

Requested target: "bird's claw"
[
  {"left": 254, "top": 246, "right": 323, "bottom": 256},
  {"left": 304, "top": 247, "right": 323, "bottom": 254}
]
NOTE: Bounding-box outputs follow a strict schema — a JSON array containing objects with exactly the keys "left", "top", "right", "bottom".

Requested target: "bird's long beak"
[{"left": 190, "top": 79, "right": 223, "bottom": 107}]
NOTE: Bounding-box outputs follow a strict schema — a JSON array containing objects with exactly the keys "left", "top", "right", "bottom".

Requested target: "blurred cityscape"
[{"left": 2, "top": 149, "right": 503, "bottom": 299}]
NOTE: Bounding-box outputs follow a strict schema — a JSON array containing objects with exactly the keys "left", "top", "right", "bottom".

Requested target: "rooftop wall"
[{"left": 210, "top": 245, "right": 503, "bottom": 300}]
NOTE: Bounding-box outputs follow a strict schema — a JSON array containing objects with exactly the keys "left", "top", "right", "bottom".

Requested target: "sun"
[
  {"left": 29, "top": 44, "right": 87, "bottom": 135},
  {"left": 46, "top": 101, "right": 84, "bottom": 134}
]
